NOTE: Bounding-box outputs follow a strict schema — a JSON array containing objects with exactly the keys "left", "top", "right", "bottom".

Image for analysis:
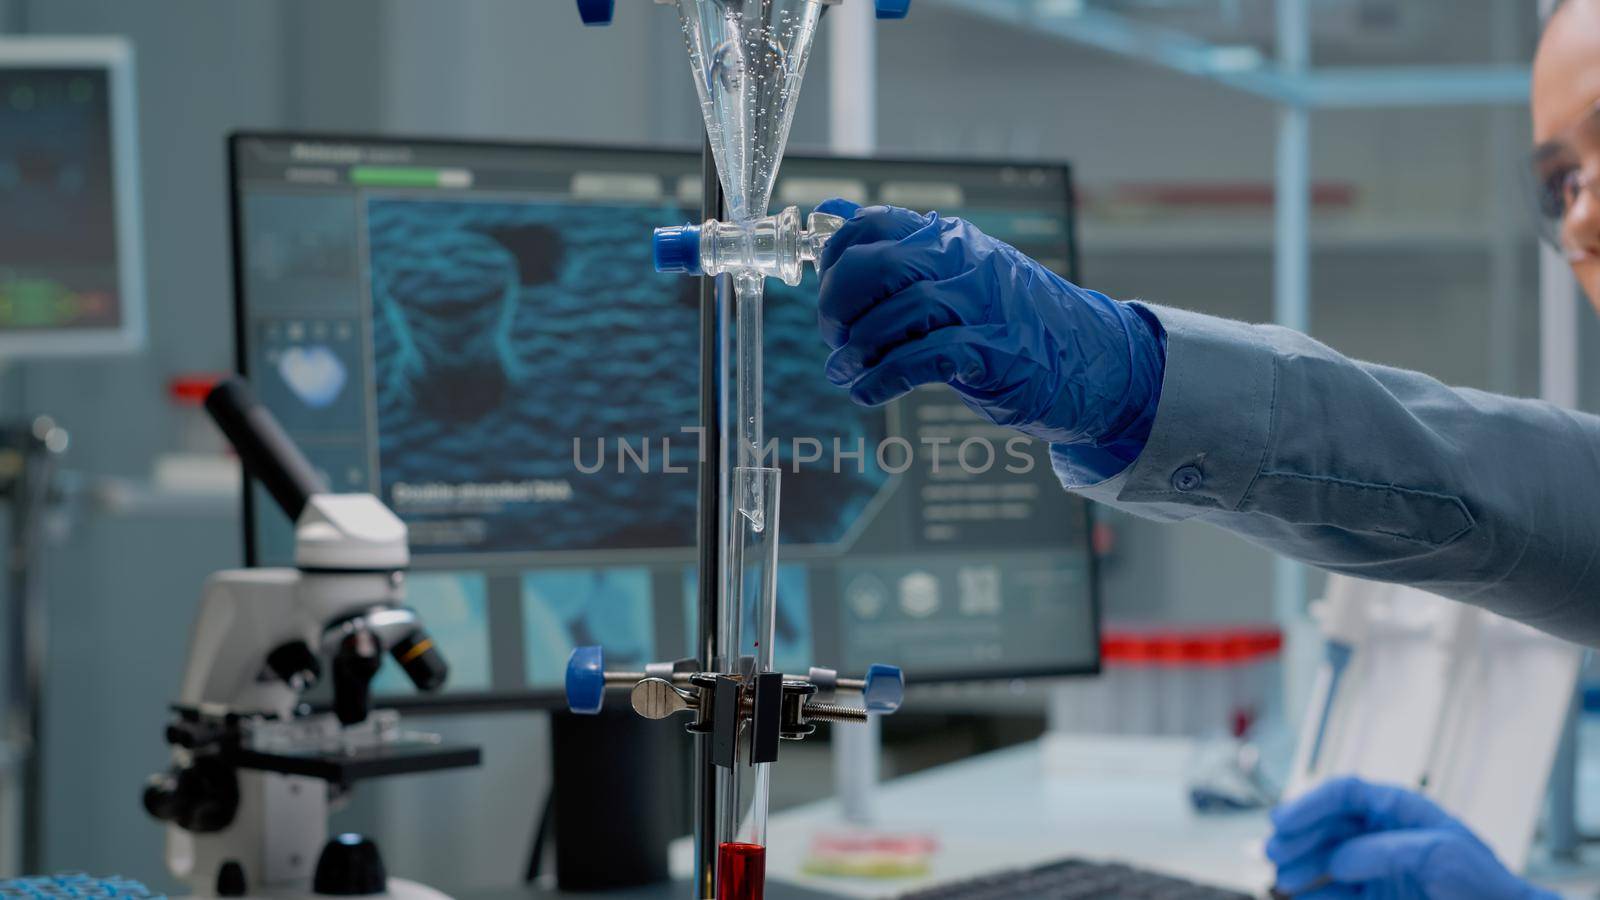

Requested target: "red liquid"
[{"left": 717, "top": 842, "right": 766, "bottom": 900}]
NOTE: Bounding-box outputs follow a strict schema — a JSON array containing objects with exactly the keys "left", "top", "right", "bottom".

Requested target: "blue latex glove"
[
  {"left": 1267, "top": 777, "right": 1556, "bottom": 900},
  {"left": 812, "top": 199, "right": 1165, "bottom": 463}
]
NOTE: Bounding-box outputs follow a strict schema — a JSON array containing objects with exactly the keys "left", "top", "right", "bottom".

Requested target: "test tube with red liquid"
[
  {"left": 717, "top": 467, "right": 780, "bottom": 900},
  {"left": 717, "top": 842, "right": 767, "bottom": 900}
]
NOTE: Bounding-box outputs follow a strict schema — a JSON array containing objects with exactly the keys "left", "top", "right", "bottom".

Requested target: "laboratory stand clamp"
[
  {"left": 564, "top": 649, "right": 904, "bottom": 895},
  {"left": 141, "top": 378, "right": 481, "bottom": 900},
  {"left": 566, "top": 647, "right": 904, "bottom": 744}
]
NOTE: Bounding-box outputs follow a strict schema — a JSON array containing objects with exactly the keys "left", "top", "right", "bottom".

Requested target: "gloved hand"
[
  {"left": 812, "top": 198, "right": 1165, "bottom": 455},
  {"left": 1267, "top": 777, "right": 1556, "bottom": 900}
]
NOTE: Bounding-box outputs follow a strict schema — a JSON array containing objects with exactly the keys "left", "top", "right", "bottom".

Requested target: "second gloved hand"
[
  {"left": 812, "top": 198, "right": 1165, "bottom": 451},
  {"left": 1268, "top": 777, "right": 1555, "bottom": 900}
]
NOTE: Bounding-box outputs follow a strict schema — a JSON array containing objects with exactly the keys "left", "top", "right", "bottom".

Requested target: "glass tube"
[
  {"left": 734, "top": 273, "right": 766, "bottom": 478},
  {"left": 717, "top": 466, "right": 780, "bottom": 900}
]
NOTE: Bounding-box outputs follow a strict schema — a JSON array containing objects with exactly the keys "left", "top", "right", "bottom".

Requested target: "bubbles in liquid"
[{"left": 673, "top": 0, "right": 824, "bottom": 221}]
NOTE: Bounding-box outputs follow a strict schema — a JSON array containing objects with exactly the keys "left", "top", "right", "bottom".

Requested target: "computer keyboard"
[{"left": 898, "top": 857, "right": 1255, "bottom": 900}]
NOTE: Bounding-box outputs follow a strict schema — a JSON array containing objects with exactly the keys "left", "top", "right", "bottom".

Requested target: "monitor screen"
[
  {"left": 0, "top": 39, "right": 143, "bottom": 355},
  {"left": 229, "top": 134, "right": 1098, "bottom": 706}
]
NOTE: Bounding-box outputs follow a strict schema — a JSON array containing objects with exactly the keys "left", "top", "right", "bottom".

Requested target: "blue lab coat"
[{"left": 1052, "top": 305, "right": 1600, "bottom": 647}]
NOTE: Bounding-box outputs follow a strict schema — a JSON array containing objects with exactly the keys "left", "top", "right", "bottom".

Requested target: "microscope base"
[{"left": 382, "top": 879, "right": 453, "bottom": 900}]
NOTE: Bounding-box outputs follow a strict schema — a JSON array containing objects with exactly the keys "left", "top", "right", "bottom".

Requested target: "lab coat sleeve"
[{"left": 1055, "top": 304, "right": 1600, "bottom": 646}]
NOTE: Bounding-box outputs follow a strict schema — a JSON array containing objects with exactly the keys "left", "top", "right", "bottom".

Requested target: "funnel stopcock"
[{"left": 653, "top": 224, "right": 704, "bottom": 276}]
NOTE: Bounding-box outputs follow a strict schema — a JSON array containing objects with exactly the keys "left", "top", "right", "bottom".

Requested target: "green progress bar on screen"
[{"left": 349, "top": 166, "right": 473, "bottom": 189}]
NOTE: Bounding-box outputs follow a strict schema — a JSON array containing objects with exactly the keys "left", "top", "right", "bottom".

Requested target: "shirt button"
[{"left": 1171, "top": 465, "right": 1204, "bottom": 493}]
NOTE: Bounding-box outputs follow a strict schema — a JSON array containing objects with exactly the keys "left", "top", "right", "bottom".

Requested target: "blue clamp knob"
[
  {"left": 862, "top": 664, "right": 904, "bottom": 713},
  {"left": 875, "top": 0, "right": 912, "bottom": 19},
  {"left": 653, "top": 224, "right": 704, "bottom": 276},
  {"left": 566, "top": 646, "right": 606, "bottom": 715},
  {"left": 576, "top": 0, "right": 615, "bottom": 25}
]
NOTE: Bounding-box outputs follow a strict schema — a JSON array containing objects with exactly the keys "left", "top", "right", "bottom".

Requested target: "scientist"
[{"left": 811, "top": 2, "right": 1600, "bottom": 897}]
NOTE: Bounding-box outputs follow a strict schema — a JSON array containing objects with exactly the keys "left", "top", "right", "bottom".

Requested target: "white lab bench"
[{"left": 671, "top": 734, "right": 1600, "bottom": 899}]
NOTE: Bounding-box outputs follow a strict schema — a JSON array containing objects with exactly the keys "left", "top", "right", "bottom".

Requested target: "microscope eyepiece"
[
  {"left": 390, "top": 629, "right": 448, "bottom": 693},
  {"left": 204, "top": 377, "right": 327, "bottom": 522}
]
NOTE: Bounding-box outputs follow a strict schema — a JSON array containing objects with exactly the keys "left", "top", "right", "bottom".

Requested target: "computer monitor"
[
  {"left": 0, "top": 38, "right": 145, "bottom": 356},
  {"left": 228, "top": 133, "right": 1099, "bottom": 709}
]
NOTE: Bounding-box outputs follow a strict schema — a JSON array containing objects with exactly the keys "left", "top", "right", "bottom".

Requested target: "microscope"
[{"left": 142, "top": 378, "right": 480, "bottom": 900}]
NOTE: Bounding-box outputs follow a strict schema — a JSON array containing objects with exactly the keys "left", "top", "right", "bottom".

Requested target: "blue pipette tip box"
[{"left": 0, "top": 874, "right": 163, "bottom": 900}]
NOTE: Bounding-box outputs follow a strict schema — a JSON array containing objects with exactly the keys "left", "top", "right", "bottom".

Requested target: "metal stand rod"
[
  {"left": 3, "top": 419, "right": 64, "bottom": 876},
  {"left": 693, "top": 133, "right": 727, "bottom": 900}
]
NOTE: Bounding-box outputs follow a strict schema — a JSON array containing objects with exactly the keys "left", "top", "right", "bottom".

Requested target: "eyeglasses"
[{"left": 1529, "top": 100, "right": 1600, "bottom": 254}]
